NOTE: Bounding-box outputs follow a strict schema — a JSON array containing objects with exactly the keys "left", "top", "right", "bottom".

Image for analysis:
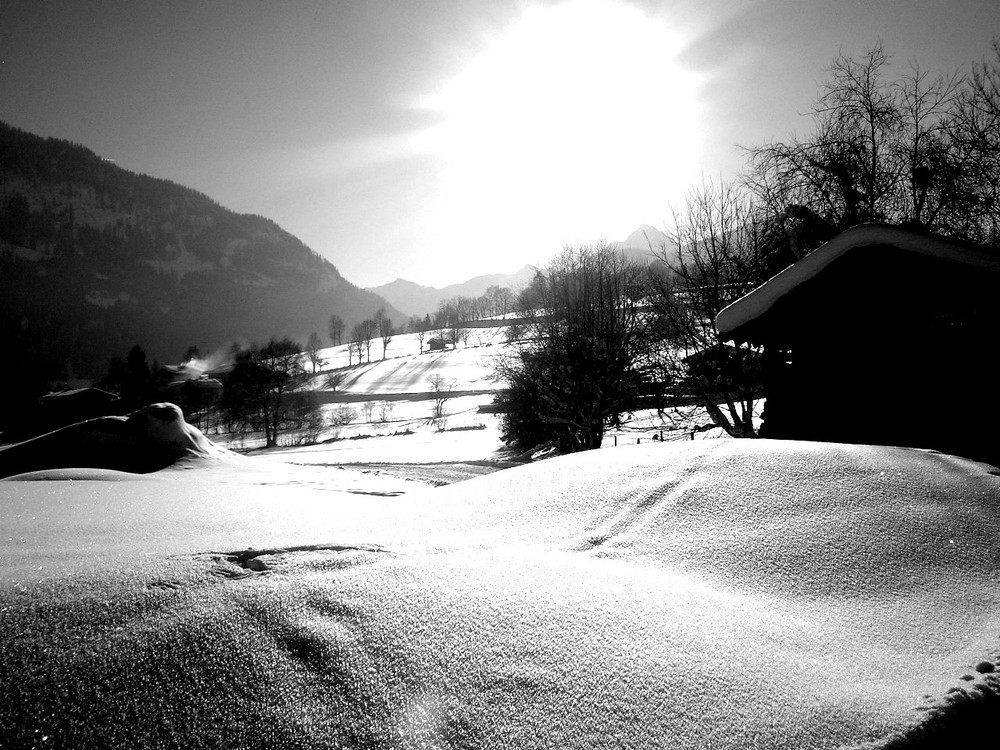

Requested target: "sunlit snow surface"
[{"left": 3, "top": 440, "right": 1000, "bottom": 748}]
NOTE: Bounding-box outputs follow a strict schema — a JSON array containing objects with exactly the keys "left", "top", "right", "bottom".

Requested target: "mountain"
[
  {"left": 0, "top": 121, "right": 402, "bottom": 387},
  {"left": 369, "top": 265, "right": 538, "bottom": 319},
  {"left": 612, "top": 223, "right": 672, "bottom": 264},
  {"left": 370, "top": 225, "right": 674, "bottom": 319}
]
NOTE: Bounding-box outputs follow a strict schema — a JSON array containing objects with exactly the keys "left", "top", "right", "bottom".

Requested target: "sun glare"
[{"left": 416, "top": 0, "right": 703, "bottom": 273}]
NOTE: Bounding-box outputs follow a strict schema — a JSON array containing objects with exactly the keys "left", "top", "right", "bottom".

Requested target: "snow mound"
[
  {"left": 1, "top": 467, "right": 157, "bottom": 481},
  {"left": 426, "top": 439, "right": 1000, "bottom": 600},
  {"left": 0, "top": 402, "right": 231, "bottom": 478},
  {"left": 3, "top": 439, "right": 1000, "bottom": 748}
]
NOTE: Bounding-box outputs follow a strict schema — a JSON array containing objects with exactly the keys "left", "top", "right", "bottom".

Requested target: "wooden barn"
[{"left": 716, "top": 224, "right": 1000, "bottom": 465}]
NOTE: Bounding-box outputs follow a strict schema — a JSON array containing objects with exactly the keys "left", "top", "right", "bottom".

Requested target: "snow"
[
  {"left": 3, "top": 320, "right": 999, "bottom": 746},
  {"left": 314, "top": 327, "right": 510, "bottom": 377},
  {"left": 3, "top": 434, "right": 1000, "bottom": 747},
  {"left": 265, "top": 416, "right": 505, "bottom": 465}
]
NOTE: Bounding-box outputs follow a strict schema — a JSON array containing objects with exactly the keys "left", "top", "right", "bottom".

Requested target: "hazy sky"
[{"left": 1, "top": 0, "right": 997, "bottom": 287}]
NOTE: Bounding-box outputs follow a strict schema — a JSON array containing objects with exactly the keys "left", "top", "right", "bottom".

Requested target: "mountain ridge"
[
  {"left": 371, "top": 224, "right": 675, "bottom": 318},
  {"left": 0, "top": 120, "right": 401, "bottom": 387},
  {"left": 368, "top": 265, "right": 539, "bottom": 318}
]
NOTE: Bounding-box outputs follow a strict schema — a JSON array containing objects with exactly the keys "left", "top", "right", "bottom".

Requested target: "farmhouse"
[
  {"left": 716, "top": 223, "right": 1000, "bottom": 465},
  {"left": 38, "top": 387, "right": 119, "bottom": 431}
]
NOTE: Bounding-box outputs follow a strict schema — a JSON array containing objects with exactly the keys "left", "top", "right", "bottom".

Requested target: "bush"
[
  {"left": 330, "top": 405, "right": 356, "bottom": 426},
  {"left": 494, "top": 244, "right": 654, "bottom": 452}
]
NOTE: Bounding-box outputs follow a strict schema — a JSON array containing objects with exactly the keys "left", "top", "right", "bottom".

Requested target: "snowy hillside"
[
  {"left": 217, "top": 324, "right": 722, "bottom": 458},
  {"left": 312, "top": 327, "right": 504, "bottom": 395}
]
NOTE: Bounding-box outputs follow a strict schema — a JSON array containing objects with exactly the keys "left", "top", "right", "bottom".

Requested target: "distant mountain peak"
[
  {"left": 369, "top": 265, "right": 537, "bottom": 319},
  {"left": 619, "top": 224, "right": 669, "bottom": 252}
]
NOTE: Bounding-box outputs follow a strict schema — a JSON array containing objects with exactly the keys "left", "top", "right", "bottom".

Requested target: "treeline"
[
  {"left": 742, "top": 40, "right": 1000, "bottom": 246},
  {"left": 324, "top": 285, "right": 521, "bottom": 362},
  {"left": 395, "top": 284, "right": 521, "bottom": 349},
  {"left": 425, "top": 285, "right": 518, "bottom": 327},
  {"left": 330, "top": 307, "right": 396, "bottom": 366},
  {"left": 0, "top": 121, "right": 221, "bottom": 219}
]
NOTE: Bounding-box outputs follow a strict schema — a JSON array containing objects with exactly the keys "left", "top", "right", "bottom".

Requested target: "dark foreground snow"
[{"left": 2, "top": 437, "right": 999, "bottom": 748}]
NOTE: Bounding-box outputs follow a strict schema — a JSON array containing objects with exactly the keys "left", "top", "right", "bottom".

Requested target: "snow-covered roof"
[
  {"left": 716, "top": 223, "right": 1000, "bottom": 342},
  {"left": 40, "top": 387, "right": 117, "bottom": 402}
]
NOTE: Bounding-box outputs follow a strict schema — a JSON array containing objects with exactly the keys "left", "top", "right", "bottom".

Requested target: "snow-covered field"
[
  {"left": 213, "top": 326, "right": 732, "bottom": 456},
  {"left": 212, "top": 328, "right": 510, "bottom": 453},
  {"left": 2, "top": 434, "right": 999, "bottom": 748},
  {"left": 2, "top": 334, "right": 998, "bottom": 748}
]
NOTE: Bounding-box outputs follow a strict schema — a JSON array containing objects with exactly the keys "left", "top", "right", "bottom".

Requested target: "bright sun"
[{"left": 416, "top": 0, "right": 703, "bottom": 271}]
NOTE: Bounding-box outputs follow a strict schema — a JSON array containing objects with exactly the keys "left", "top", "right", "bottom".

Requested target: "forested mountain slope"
[{"left": 0, "top": 121, "right": 400, "bottom": 388}]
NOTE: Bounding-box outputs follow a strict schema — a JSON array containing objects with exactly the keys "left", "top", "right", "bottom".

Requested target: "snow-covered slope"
[
  {"left": 320, "top": 343, "right": 501, "bottom": 396},
  {"left": 2, "top": 438, "right": 998, "bottom": 747}
]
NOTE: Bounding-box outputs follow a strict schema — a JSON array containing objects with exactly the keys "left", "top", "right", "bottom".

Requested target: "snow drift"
[
  {"left": 2, "top": 438, "right": 999, "bottom": 748},
  {"left": 0, "top": 402, "right": 229, "bottom": 478}
]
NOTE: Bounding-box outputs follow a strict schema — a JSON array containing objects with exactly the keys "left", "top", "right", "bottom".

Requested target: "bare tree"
[
  {"left": 222, "top": 337, "right": 311, "bottom": 448},
  {"left": 362, "top": 400, "right": 376, "bottom": 422},
  {"left": 373, "top": 307, "right": 393, "bottom": 359},
  {"left": 495, "top": 286, "right": 515, "bottom": 317},
  {"left": 324, "top": 370, "right": 346, "bottom": 392},
  {"left": 361, "top": 319, "right": 375, "bottom": 362},
  {"left": 432, "top": 300, "right": 465, "bottom": 348},
  {"left": 378, "top": 401, "right": 394, "bottom": 423},
  {"left": 305, "top": 331, "right": 325, "bottom": 373},
  {"left": 894, "top": 62, "right": 963, "bottom": 229},
  {"left": 407, "top": 315, "right": 427, "bottom": 354},
  {"left": 408, "top": 314, "right": 432, "bottom": 353},
  {"left": 351, "top": 320, "right": 374, "bottom": 363},
  {"left": 950, "top": 39, "right": 1000, "bottom": 242},
  {"left": 648, "top": 180, "right": 769, "bottom": 438},
  {"left": 328, "top": 315, "right": 344, "bottom": 347},
  {"left": 743, "top": 40, "right": 999, "bottom": 245},
  {"left": 348, "top": 323, "right": 364, "bottom": 366},
  {"left": 427, "top": 374, "right": 456, "bottom": 426}
]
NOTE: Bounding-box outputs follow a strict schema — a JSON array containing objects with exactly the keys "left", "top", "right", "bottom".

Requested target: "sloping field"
[
  {"left": 2, "top": 438, "right": 998, "bottom": 748},
  {"left": 326, "top": 346, "right": 500, "bottom": 396},
  {"left": 314, "top": 328, "right": 508, "bottom": 396}
]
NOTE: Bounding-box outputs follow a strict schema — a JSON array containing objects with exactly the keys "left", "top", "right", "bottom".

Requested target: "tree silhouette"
[
  {"left": 495, "top": 244, "right": 654, "bottom": 452},
  {"left": 328, "top": 315, "right": 344, "bottom": 347},
  {"left": 373, "top": 307, "right": 393, "bottom": 359},
  {"left": 222, "top": 337, "right": 310, "bottom": 448}
]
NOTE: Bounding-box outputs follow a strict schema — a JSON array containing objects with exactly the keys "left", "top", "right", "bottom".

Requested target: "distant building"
[
  {"left": 427, "top": 337, "right": 448, "bottom": 352},
  {"left": 182, "top": 377, "right": 223, "bottom": 401},
  {"left": 203, "top": 363, "right": 235, "bottom": 384},
  {"left": 38, "top": 387, "right": 120, "bottom": 431},
  {"left": 152, "top": 362, "right": 224, "bottom": 414},
  {"left": 716, "top": 223, "right": 1000, "bottom": 465},
  {"left": 155, "top": 363, "right": 203, "bottom": 386}
]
